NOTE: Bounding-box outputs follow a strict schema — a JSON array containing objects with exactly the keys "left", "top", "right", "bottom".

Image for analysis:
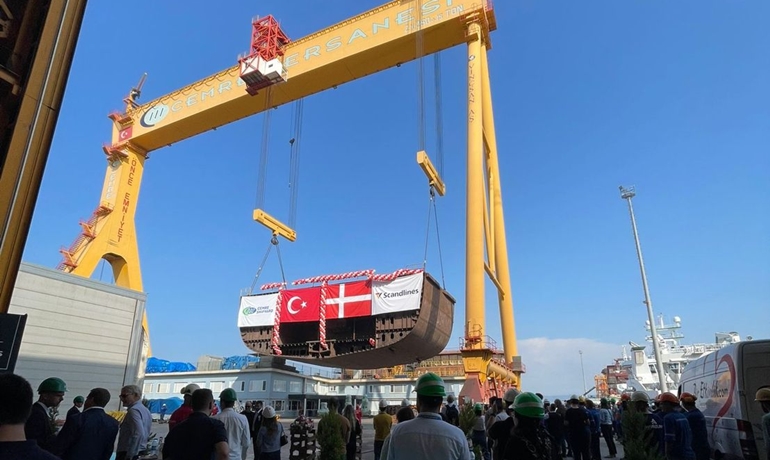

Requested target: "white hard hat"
[
  {"left": 503, "top": 388, "right": 520, "bottom": 404},
  {"left": 631, "top": 391, "right": 650, "bottom": 402},
  {"left": 262, "top": 406, "right": 276, "bottom": 418},
  {"left": 379, "top": 400, "right": 388, "bottom": 409},
  {"left": 181, "top": 384, "right": 200, "bottom": 396}
]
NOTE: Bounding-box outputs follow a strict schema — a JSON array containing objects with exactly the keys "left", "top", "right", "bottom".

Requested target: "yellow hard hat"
[{"left": 756, "top": 388, "right": 770, "bottom": 402}]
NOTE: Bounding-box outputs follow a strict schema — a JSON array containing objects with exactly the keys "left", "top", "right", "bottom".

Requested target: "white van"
[{"left": 678, "top": 339, "right": 770, "bottom": 460}]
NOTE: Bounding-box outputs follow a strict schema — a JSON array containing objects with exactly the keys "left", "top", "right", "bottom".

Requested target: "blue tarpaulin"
[
  {"left": 146, "top": 397, "right": 183, "bottom": 415},
  {"left": 146, "top": 357, "right": 196, "bottom": 373},
  {"left": 221, "top": 355, "right": 259, "bottom": 370},
  {"left": 146, "top": 398, "right": 220, "bottom": 415}
]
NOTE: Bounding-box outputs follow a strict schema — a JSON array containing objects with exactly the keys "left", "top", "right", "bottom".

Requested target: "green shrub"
[
  {"left": 621, "top": 405, "right": 664, "bottom": 460},
  {"left": 317, "top": 412, "right": 346, "bottom": 460}
]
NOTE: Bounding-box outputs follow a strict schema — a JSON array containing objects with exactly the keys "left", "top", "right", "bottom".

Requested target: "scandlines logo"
[{"left": 377, "top": 289, "right": 419, "bottom": 299}]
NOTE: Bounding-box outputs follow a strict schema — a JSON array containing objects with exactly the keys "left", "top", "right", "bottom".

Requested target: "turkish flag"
[
  {"left": 119, "top": 126, "right": 133, "bottom": 141},
  {"left": 280, "top": 286, "right": 321, "bottom": 323},
  {"left": 325, "top": 280, "right": 372, "bottom": 319}
]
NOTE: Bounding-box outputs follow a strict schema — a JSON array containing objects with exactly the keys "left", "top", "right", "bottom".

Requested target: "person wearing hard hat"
[
  {"left": 0, "top": 373, "right": 61, "bottom": 460},
  {"left": 657, "top": 392, "right": 695, "bottom": 460},
  {"left": 254, "top": 405, "right": 286, "bottom": 460},
  {"left": 65, "top": 396, "right": 84, "bottom": 419},
  {"left": 372, "top": 399, "right": 392, "bottom": 460},
  {"left": 679, "top": 392, "right": 709, "bottom": 460},
  {"left": 630, "top": 391, "right": 664, "bottom": 458},
  {"left": 213, "top": 388, "right": 250, "bottom": 460},
  {"left": 502, "top": 392, "right": 553, "bottom": 460},
  {"left": 754, "top": 388, "right": 770, "bottom": 460},
  {"left": 169, "top": 383, "right": 200, "bottom": 431},
  {"left": 380, "top": 372, "right": 471, "bottom": 460},
  {"left": 25, "top": 377, "right": 67, "bottom": 453}
]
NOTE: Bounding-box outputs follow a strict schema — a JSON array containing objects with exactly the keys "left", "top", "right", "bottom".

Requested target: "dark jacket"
[
  {"left": 25, "top": 403, "right": 57, "bottom": 452},
  {"left": 52, "top": 407, "right": 120, "bottom": 460}
]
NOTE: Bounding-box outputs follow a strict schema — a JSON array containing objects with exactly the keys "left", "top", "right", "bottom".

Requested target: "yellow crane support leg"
[
  {"left": 480, "top": 44, "right": 522, "bottom": 387},
  {"left": 461, "top": 20, "right": 491, "bottom": 402},
  {"left": 64, "top": 140, "right": 152, "bottom": 357}
]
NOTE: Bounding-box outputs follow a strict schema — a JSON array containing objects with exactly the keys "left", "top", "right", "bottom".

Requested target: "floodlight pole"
[{"left": 619, "top": 186, "right": 668, "bottom": 393}]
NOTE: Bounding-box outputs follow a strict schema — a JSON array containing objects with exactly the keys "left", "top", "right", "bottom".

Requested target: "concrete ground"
[{"left": 151, "top": 418, "right": 625, "bottom": 460}]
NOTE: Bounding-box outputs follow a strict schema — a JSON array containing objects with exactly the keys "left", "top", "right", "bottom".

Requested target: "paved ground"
[{"left": 151, "top": 417, "right": 625, "bottom": 460}]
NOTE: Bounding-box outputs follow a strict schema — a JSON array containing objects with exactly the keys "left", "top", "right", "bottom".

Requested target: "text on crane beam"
[
  {"left": 284, "top": 1, "right": 464, "bottom": 68},
  {"left": 138, "top": 0, "right": 470, "bottom": 129}
]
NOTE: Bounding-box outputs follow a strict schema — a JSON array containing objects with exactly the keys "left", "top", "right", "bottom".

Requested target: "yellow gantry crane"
[{"left": 58, "top": 0, "right": 524, "bottom": 397}]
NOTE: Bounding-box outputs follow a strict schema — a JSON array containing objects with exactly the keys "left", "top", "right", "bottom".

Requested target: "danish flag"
[{"left": 325, "top": 280, "right": 372, "bottom": 319}]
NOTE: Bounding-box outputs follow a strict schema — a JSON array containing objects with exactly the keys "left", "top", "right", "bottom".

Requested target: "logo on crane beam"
[{"left": 140, "top": 104, "right": 170, "bottom": 127}]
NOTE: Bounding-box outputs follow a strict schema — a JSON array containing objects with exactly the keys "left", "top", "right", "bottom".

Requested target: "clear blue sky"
[{"left": 23, "top": 0, "right": 770, "bottom": 395}]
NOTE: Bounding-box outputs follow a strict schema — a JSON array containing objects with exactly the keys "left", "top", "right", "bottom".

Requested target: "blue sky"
[{"left": 23, "top": 0, "right": 770, "bottom": 395}]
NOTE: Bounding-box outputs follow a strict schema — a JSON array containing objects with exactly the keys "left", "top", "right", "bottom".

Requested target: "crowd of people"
[{"left": 1, "top": 370, "right": 769, "bottom": 460}]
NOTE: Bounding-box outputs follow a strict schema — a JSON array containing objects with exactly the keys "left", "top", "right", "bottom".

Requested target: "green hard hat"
[
  {"left": 74, "top": 396, "right": 84, "bottom": 404},
  {"left": 610, "top": 398, "right": 617, "bottom": 404},
  {"left": 414, "top": 372, "right": 446, "bottom": 397},
  {"left": 219, "top": 388, "right": 238, "bottom": 402},
  {"left": 513, "top": 392, "right": 545, "bottom": 419},
  {"left": 38, "top": 377, "right": 67, "bottom": 394},
  {"left": 474, "top": 403, "right": 483, "bottom": 411},
  {"left": 600, "top": 398, "right": 608, "bottom": 404}
]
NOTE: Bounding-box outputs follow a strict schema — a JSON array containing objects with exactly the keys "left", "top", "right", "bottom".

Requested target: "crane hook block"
[
  {"left": 253, "top": 209, "right": 297, "bottom": 242},
  {"left": 417, "top": 150, "right": 446, "bottom": 196}
]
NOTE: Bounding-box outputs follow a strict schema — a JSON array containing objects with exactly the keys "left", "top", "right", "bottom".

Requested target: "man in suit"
[
  {"left": 24, "top": 377, "right": 67, "bottom": 452},
  {"left": 52, "top": 388, "right": 120, "bottom": 460}
]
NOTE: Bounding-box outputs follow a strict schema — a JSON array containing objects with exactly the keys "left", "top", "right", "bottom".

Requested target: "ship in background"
[{"left": 595, "top": 315, "right": 743, "bottom": 398}]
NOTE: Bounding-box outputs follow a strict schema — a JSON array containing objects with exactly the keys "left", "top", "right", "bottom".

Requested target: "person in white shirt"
[
  {"left": 381, "top": 372, "right": 471, "bottom": 460},
  {"left": 214, "top": 389, "right": 251, "bottom": 460}
]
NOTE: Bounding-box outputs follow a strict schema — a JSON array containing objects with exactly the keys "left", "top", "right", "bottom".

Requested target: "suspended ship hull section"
[{"left": 238, "top": 272, "right": 454, "bottom": 369}]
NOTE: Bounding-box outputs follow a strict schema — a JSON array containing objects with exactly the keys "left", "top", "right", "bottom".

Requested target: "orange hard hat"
[
  {"left": 620, "top": 393, "right": 631, "bottom": 401},
  {"left": 658, "top": 392, "right": 679, "bottom": 405},
  {"left": 680, "top": 392, "right": 697, "bottom": 404}
]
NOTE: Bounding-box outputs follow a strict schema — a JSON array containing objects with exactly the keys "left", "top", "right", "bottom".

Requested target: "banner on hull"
[{"left": 237, "top": 272, "right": 424, "bottom": 327}]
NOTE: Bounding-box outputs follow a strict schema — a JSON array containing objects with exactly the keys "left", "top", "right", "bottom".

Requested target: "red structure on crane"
[{"left": 238, "top": 15, "right": 291, "bottom": 95}]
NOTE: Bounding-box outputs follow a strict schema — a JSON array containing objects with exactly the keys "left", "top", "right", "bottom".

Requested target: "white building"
[{"left": 142, "top": 358, "right": 465, "bottom": 417}]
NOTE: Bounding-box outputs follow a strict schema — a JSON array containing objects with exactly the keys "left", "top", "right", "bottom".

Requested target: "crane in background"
[{"left": 56, "top": 0, "right": 525, "bottom": 399}]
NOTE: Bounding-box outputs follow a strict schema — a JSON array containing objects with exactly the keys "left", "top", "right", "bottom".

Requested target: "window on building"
[
  {"left": 210, "top": 381, "right": 224, "bottom": 392},
  {"left": 273, "top": 380, "right": 287, "bottom": 392},
  {"left": 143, "top": 383, "right": 154, "bottom": 394},
  {"left": 249, "top": 380, "right": 265, "bottom": 392},
  {"left": 240, "top": 381, "right": 245, "bottom": 392},
  {"left": 328, "top": 385, "right": 337, "bottom": 393},
  {"left": 157, "top": 383, "right": 170, "bottom": 393},
  {"left": 274, "top": 400, "right": 285, "bottom": 411},
  {"left": 289, "top": 400, "right": 302, "bottom": 411},
  {"left": 392, "top": 385, "right": 405, "bottom": 393},
  {"left": 289, "top": 381, "right": 301, "bottom": 393},
  {"left": 305, "top": 383, "right": 315, "bottom": 393},
  {"left": 173, "top": 383, "right": 186, "bottom": 393}
]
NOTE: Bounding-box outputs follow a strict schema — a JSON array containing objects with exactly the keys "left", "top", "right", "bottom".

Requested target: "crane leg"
[
  {"left": 460, "top": 20, "right": 492, "bottom": 403},
  {"left": 480, "top": 43, "right": 523, "bottom": 387},
  {"left": 64, "top": 142, "right": 152, "bottom": 357}
]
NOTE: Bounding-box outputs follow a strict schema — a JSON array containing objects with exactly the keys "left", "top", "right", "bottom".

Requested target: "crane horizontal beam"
[{"left": 115, "top": 0, "right": 496, "bottom": 151}]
